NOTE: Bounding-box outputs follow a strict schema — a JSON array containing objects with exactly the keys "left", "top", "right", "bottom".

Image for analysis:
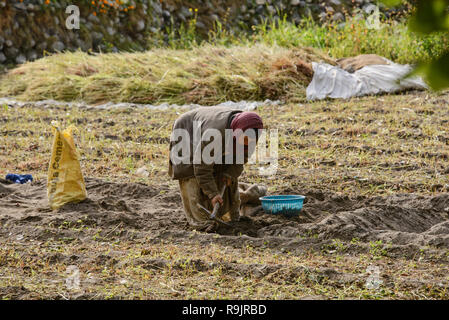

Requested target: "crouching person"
[{"left": 168, "top": 107, "right": 264, "bottom": 231}]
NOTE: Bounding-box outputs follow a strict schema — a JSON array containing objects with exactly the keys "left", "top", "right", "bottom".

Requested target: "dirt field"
[{"left": 1, "top": 91, "right": 449, "bottom": 299}]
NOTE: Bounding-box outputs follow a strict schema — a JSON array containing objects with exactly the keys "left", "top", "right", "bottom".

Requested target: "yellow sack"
[{"left": 47, "top": 122, "right": 87, "bottom": 210}]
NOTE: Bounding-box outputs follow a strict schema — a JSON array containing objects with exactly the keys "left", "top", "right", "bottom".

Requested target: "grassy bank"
[{"left": 0, "top": 15, "right": 447, "bottom": 105}]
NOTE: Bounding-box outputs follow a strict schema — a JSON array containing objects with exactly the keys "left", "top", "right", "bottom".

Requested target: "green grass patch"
[{"left": 250, "top": 15, "right": 448, "bottom": 64}]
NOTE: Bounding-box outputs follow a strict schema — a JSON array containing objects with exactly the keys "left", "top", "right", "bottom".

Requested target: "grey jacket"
[{"left": 168, "top": 107, "right": 244, "bottom": 199}]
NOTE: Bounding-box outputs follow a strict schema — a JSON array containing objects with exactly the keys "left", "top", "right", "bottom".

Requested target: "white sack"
[{"left": 306, "top": 61, "right": 428, "bottom": 100}]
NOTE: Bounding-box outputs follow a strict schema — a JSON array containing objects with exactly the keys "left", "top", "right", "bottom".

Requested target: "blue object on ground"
[
  {"left": 259, "top": 195, "right": 305, "bottom": 217},
  {"left": 5, "top": 174, "right": 33, "bottom": 184}
]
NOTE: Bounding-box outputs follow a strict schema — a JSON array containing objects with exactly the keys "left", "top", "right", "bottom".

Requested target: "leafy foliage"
[
  {"left": 409, "top": 0, "right": 449, "bottom": 33},
  {"left": 382, "top": 0, "right": 449, "bottom": 90}
]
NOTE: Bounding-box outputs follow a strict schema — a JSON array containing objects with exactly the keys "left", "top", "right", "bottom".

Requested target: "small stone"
[
  {"left": 290, "top": 0, "right": 300, "bottom": 5},
  {"left": 75, "top": 39, "right": 90, "bottom": 51},
  {"left": 332, "top": 12, "right": 345, "bottom": 22},
  {"left": 162, "top": 10, "right": 170, "bottom": 19},
  {"left": 292, "top": 12, "right": 302, "bottom": 24},
  {"left": 305, "top": 7, "right": 312, "bottom": 17},
  {"left": 180, "top": 6, "right": 192, "bottom": 18},
  {"left": 4, "top": 47, "right": 19, "bottom": 59},
  {"left": 195, "top": 20, "right": 206, "bottom": 30},
  {"left": 267, "top": 5, "right": 276, "bottom": 15},
  {"left": 135, "top": 166, "right": 150, "bottom": 177},
  {"left": 151, "top": 1, "right": 163, "bottom": 15},
  {"left": 27, "top": 50, "right": 38, "bottom": 61},
  {"left": 363, "top": 4, "right": 378, "bottom": 14},
  {"left": 337, "top": 22, "right": 346, "bottom": 31},
  {"left": 318, "top": 12, "right": 327, "bottom": 20},
  {"left": 91, "top": 32, "right": 103, "bottom": 43},
  {"left": 14, "top": 2, "right": 26, "bottom": 10},
  {"left": 88, "top": 13, "right": 100, "bottom": 24},
  {"left": 106, "top": 27, "right": 115, "bottom": 36},
  {"left": 15, "top": 54, "right": 26, "bottom": 64},
  {"left": 256, "top": 0, "right": 266, "bottom": 4},
  {"left": 0, "top": 52, "right": 6, "bottom": 63},
  {"left": 135, "top": 20, "right": 145, "bottom": 32},
  {"left": 37, "top": 42, "right": 47, "bottom": 51},
  {"left": 52, "top": 41, "right": 65, "bottom": 52}
]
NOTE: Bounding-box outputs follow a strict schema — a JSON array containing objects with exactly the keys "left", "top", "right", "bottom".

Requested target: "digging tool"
[{"left": 197, "top": 183, "right": 232, "bottom": 227}]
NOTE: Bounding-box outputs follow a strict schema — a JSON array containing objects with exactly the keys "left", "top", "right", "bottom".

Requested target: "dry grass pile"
[{"left": 0, "top": 44, "right": 334, "bottom": 105}]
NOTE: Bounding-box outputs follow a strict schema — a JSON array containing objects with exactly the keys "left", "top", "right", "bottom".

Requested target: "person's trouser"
[{"left": 179, "top": 176, "right": 241, "bottom": 229}]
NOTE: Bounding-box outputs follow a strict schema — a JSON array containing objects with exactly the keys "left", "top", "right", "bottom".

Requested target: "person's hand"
[{"left": 211, "top": 195, "right": 223, "bottom": 208}]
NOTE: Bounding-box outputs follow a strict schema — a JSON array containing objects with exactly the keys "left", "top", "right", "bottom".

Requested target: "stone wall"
[{"left": 0, "top": 0, "right": 404, "bottom": 66}]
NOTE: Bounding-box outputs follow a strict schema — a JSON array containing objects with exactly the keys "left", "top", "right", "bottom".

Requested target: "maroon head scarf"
[{"left": 230, "top": 112, "right": 263, "bottom": 137}]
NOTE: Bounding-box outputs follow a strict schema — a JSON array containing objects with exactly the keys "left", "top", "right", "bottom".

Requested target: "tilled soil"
[
  {"left": 1, "top": 178, "right": 449, "bottom": 262},
  {"left": 2, "top": 93, "right": 449, "bottom": 299}
]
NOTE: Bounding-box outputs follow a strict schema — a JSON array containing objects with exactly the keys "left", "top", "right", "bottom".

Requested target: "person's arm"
[
  {"left": 222, "top": 164, "right": 244, "bottom": 179},
  {"left": 193, "top": 163, "right": 219, "bottom": 200}
]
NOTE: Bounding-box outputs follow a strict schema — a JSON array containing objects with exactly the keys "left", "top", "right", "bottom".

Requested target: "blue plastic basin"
[{"left": 259, "top": 195, "right": 305, "bottom": 217}]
